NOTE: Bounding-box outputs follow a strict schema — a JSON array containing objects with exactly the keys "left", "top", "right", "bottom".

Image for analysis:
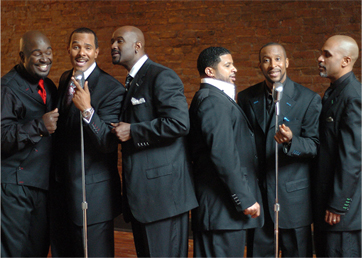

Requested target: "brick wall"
[
  {"left": 2, "top": 0, "right": 361, "bottom": 98},
  {"left": 2, "top": 0, "right": 361, "bottom": 170}
]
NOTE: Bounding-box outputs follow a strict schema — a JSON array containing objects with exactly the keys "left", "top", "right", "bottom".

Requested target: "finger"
[
  {"left": 72, "top": 77, "right": 84, "bottom": 91},
  {"left": 325, "top": 210, "right": 329, "bottom": 223},
  {"left": 84, "top": 81, "right": 89, "bottom": 93},
  {"left": 52, "top": 108, "right": 58, "bottom": 113}
]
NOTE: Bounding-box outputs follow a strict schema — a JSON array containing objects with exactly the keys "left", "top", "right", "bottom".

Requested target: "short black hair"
[
  {"left": 197, "top": 47, "right": 231, "bottom": 76},
  {"left": 259, "top": 42, "right": 287, "bottom": 62},
  {"left": 68, "top": 27, "right": 98, "bottom": 49}
]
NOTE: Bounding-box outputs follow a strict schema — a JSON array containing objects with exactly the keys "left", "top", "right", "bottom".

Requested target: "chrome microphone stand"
[
  {"left": 80, "top": 112, "right": 88, "bottom": 258},
  {"left": 75, "top": 70, "right": 88, "bottom": 258},
  {"left": 274, "top": 100, "right": 280, "bottom": 258},
  {"left": 272, "top": 82, "right": 283, "bottom": 258}
]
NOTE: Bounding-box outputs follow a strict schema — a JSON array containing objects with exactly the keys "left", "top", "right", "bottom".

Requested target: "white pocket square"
[{"left": 131, "top": 97, "right": 146, "bottom": 105}]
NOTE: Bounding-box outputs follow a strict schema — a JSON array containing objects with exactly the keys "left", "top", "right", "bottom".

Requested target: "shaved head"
[
  {"left": 326, "top": 35, "right": 359, "bottom": 65},
  {"left": 19, "top": 30, "right": 53, "bottom": 79},
  {"left": 111, "top": 25, "right": 146, "bottom": 71}
]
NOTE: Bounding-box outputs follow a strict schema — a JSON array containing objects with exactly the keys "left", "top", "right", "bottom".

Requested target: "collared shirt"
[
  {"left": 201, "top": 77, "right": 235, "bottom": 101},
  {"left": 129, "top": 55, "right": 148, "bottom": 78},
  {"left": 331, "top": 71, "right": 353, "bottom": 90}
]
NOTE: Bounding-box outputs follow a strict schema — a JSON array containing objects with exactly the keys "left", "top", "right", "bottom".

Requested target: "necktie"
[
  {"left": 322, "top": 86, "right": 333, "bottom": 104},
  {"left": 125, "top": 74, "right": 133, "bottom": 91},
  {"left": 38, "top": 79, "right": 46, "bottom": 104},
  {"left": 267, "top": 93, "right": 274, "bottom": 114}
]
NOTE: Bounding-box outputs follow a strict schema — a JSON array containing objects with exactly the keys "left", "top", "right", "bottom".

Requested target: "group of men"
[{"left": 1, "top": 24, "right": 360, "bottom": 258}]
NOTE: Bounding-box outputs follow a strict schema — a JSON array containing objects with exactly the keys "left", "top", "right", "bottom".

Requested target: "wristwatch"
[{"left": 82, "top": 107, "right": 93, "bottom": 118}]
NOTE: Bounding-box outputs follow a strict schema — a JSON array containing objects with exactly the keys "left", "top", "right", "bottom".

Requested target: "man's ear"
[
  {"left": 341, "top": 56, "right": 352, "bottom": 68},
  {"left": 205, "top": 67, "right": 214, "bottom": 77},
  {"left": 135, "top": 41, "right": 142, "bottom": 54},
  {"left": 19, "top": 51, "right": 24, "bottom": 63}
]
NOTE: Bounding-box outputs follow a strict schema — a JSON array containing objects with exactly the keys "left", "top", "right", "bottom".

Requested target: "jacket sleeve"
[
  {"left": 197, "top": 96, "right": 256, "bottom": 212},
  {"left": 83, "top": 82, "right": 124, "bottom": 153},
  {"left": 130, "top": 69, "right": 189, "bottom": 147},
  {"left": 1, "top": 86, "right": 49, "bottom": 157},
  {"left": 285, "top": 93, "right": 322, "bottom": 158},
  {"left": 329, "top": 95, "right": 361, "bottom": 212}
]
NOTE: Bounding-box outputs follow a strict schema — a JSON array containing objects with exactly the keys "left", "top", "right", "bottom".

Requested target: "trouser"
[
  {"left": 1, "top": 184, "right": 49, "bottom": 257},
  {"left": 131, "top": 212, "right": 189, "bottom": 257},
  {"left": 314, "top": 229, "right": 361, "bottom": 257},
  {"left": 193, "top": 229, "right": 247, "bottom": 257}
]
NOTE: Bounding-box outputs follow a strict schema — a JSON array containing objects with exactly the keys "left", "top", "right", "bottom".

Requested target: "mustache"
[{"left": 111, "top": 50, "right": 121, "bottom": 55}]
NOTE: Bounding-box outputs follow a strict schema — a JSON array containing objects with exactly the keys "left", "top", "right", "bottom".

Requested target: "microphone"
[
  {"left": 272, "top": 82, "right": 283, "bottom": 102},
  {"left": 74, "top": 70, "right": 85, "bottom": 89}
]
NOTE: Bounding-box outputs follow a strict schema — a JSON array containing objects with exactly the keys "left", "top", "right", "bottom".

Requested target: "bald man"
[
  {"left": 111, "top": 26, "right": 198, "bottom": 257},
  {"left": 1, "top": 31, "right": 58, "bottom": 257},
  {"left": 313, "top": 35, "right": 361, "bottom": 257}
]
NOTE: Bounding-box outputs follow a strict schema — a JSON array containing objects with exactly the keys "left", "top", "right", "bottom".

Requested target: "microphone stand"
[
  {"left": 274, "top": 100, "right": 280, "bottom": 258},
  {"left": 80, "top": 112, "right": 88, "bottom": 258}
]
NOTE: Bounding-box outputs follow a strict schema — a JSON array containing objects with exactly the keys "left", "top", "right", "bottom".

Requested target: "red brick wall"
[{"left": 2, "top": 0, "right": 361, "bottom": 99}]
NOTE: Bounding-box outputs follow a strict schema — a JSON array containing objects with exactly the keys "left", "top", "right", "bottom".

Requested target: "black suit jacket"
[
  {"left": 238, "top": 77, "right": 321, "bottom": 228},
  {"left": 1, "top": 65, "right": 57, "bottom": 190},
  {"left": 189, "top": 83, "right": 264, "bottom": 231},
  {"left": 52, "top": 65, "right": 124, "bottom": 226},
  {"left": 120, "top": 58, "right": 198, "bottom": 224},
  {"left": 313, "top": 72, "right": 361, "bottom": 231}
]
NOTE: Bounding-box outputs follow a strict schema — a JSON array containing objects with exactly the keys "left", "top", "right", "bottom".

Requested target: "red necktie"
[{"left": 38, "top": 79, "right": 46, "bottom": 104}]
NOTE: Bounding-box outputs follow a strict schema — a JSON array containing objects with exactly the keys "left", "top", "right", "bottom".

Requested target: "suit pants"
[
  {"left": 314, "top": 229, "right": 361, "bottom": 257},
  {"left": 193, "top": 229, "right": 246, "bottom": 257},
  {"left": 247, "top": 195, "right": 313, "bottom": 257},
  {"left": 130, "top": 212, "right": 189, "bottom": 257},
  {"left": 1, "top": 184, "right": 49, "bottom": 257},
  {"left": 50, "top": 216, "right": 114, "bottom": 257}
]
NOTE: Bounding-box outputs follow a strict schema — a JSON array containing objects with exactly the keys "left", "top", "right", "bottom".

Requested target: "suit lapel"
[
  {"left": 121, "top": 59, "right": 152, "bottom": 113},
  {"left": 249, "top": 83, "right": 267, "bottom": 133}
]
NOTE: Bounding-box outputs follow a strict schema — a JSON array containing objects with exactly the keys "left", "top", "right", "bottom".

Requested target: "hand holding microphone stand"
[
  {"left": 272, "top": 82, "right": 283, "bottom": 258},
  {"left": 74, "top": 70, "right": 88, "bottom": 258}
]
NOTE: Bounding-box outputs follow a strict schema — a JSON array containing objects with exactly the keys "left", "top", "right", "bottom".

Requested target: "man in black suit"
[
  {"left": 49, "top": 27, "right": 124, "bottom": 257},
  {"left": 1, "top": 31, "right": 58, "bottom": 257},
  {"left": 111, "top": 25, "right": 198, "bottom": 257},
  {"left": 313, "top": 35, "right": 361, "bottom": 257},
  {"left": 189, "top": 46, "right": 263, "bottom": 257},
  {"left": 237, "top": 42, "right": 322, "bottom": 257}
]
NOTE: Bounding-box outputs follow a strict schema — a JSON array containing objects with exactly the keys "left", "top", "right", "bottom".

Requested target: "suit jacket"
[
  {"left": 237, "top": 77, "right": 321, "bottom": 229},
  {"left": 1, "top": 65, "right": 57, "bottom": 190},
  {"left": 120, "top": 58, "right": 198, "bottom": 224},
  {"left": 313, "top": 72, "right": 361, "bottom": 231},
  {"left": 189, "top": 83, "right": 264, "bottom": 231},
  {"left": 52, "top": 65, "right": 124, "bottom": 226}
]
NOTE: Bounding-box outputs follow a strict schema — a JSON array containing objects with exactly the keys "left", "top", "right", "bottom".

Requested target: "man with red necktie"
[{"left": 1, "top": 30, "right": 58, "bottom": 257}]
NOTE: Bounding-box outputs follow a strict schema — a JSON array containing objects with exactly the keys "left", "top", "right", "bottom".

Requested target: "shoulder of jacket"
[{"left": 1, "top": 68, "right": 19, "bottom": 87}]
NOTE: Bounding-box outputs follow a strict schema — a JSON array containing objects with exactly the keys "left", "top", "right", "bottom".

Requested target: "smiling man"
[
  {"left": 1, "top": 30, "right": 58, "bottom": 257},
  {"left": 49, "top": 27, "right": 124, "bottom": 257},
  {"left": 237, "top": 42, "right": 322, "bottom": 257},
  {"left": 189, "top": 46, "right": 263, "bottom": 257}
]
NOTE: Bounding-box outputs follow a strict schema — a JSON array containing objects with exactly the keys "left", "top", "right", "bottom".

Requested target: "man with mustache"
[
  {"left": 237, "top": 42, "right": 322, "bottom": 257},
  {"left": 111, "top": 25, "right": 198, "bottom": 257},
  {"left": 189, "top": 46, "right": 263, "bottom": 257},
  {"left": 313, "top": 35, "right": 361, "bottom": 257},
  {"left": 1, "top": 30, "right": 58, "bottom": 257},
  {"left": 49, "top": 27, "right": 124, "bottom": 257}
]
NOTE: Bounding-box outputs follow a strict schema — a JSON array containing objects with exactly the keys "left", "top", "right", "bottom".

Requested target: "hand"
[
  {"left": 325, "top": 210, "right": 341, "bottom": 225},
  {"left": 111, "top": 122, "right": 131, "bottom": 142},
  {"left": 243, "top": 202, "right": 260, "bottom": 218},
  {"left": 274, "top": 124, "right": 293, "bottom": 144},
  {"left": 42, "top": 108, "right": 59, "bottom": 134},
  {"left": 71, "top": 77, "right": 91, "bottom": 112}
]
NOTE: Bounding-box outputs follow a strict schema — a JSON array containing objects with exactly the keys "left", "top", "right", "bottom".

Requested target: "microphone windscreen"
[
  {"left": 74, "top": 70, "right": 85, "bottom": 88},
  {"left": 272, "top": 82, "right": 283, "bottom": 102}
]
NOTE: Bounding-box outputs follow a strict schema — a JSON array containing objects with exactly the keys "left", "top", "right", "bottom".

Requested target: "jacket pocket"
[
  {"left": 146, "top": 164, "right": 172, "bottom": 179},
  {"left": 286, "top": 178, "right": 309, "bottom": 193}
]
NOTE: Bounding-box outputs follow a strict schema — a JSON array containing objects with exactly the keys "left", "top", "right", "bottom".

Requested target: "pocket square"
[{"left": 131, "top": 97, "right": 146, "bottom": 105}]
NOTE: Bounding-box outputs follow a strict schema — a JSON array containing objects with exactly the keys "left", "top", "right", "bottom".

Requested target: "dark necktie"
[
  {"left": 38, "top": 79, "right": 46, "bottom": 104},
  {"left": 267, "top": 93, "right": 274, "bottom": 114},
  {"left": 125, "top": 74, "right": 133, "bottom": 92},
  {"left": 322, "top": 86, "right": 333, "bottom": 104}
]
